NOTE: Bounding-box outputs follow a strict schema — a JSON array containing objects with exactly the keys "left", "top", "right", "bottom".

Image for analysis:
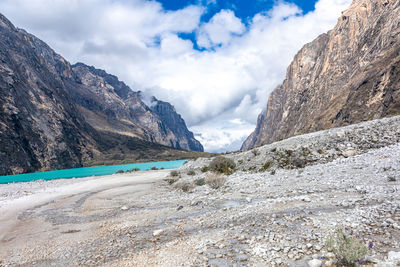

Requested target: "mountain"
[
  {"left": 242, "top": 0, "right": 400, "bottom": 150},
  {"left": 70, "top": 63, "right": 203, "bottom": 152},
  {"left": 0, "top": 13, "right": 203, "bottom": 175}
]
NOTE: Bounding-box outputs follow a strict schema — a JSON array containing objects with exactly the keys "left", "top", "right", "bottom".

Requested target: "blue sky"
[
  {"left": 160, "top": 0, "right": 317, "bottom": 19},
  {"left": 0, "top": 0, "right": 352, "bottom": 152}
]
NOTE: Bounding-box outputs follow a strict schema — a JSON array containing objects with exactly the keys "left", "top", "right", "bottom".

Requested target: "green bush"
[
  {"left": 187, "top": 169, "right": 196, "bottom": 176},
  {"left": 116, "top": 169, "right": 124, "bottom": 174},
  {"left": 170, "top": 170, "right": 179, "bottom": 177},
  {"left": 262, "top": 161, "right": 273, "bottom": 171},
  {"left": 151, "top": 166, "right": 158, "bottom": 170},
  {"left": 195, "top": 178, "right": 206, "bottom": 186},
  {"left": 326, "top": 228, "right": 368, "bottom": 266},
  {"left": 201, "top": 166, "right": 209, "bottom": 173},
  {"left": 208, "top": 156, "right": 236, "bottom": 175}
]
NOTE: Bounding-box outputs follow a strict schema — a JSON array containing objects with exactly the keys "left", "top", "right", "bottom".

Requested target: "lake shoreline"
[{"left": 0, "top": 160, "right": 186, "bottom": 184}]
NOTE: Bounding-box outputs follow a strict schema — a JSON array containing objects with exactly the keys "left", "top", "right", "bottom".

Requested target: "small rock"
[
  {"left": 325, "top": 252, "right": 335, "bottom": 259},
  {"left": 153, "top": 229, "right": 164, "bottom": 237},
  {"left": 308, "top": 259, "right": 322, "bottom": 267},
  {"left": 177, "top": 205, "right": 183, "bottom": 211},
  {"left": 246, "top": 197, "right": 252, "bottom": 203},
  {"left": 342, "top": 150, "right": 356, "bottom": 158},
  {"left": 388, "top": 251, "right": 400, "bottom": 262},
  {"left": 120, "top": 206, "right": 128, "bottom": 210},
  {"left": 365, "top": 256, "right": 379, "bottom": 263},
  {"left": 191, "top": 200, "right": 203, "bottom": 206},
  {"left": 386, "top": 218, "right": 395, "bottom": 225}
]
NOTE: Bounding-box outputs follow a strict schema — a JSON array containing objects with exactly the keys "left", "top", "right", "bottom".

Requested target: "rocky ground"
[{"left": 0, "top": 117, "right": 400, "bottom": 267}]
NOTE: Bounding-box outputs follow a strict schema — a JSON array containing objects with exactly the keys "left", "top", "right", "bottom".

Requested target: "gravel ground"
[{"left": 0, "top": 117, "right": 400, "bottom": 267}]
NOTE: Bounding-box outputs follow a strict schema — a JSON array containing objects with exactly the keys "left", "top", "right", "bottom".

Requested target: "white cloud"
[
  {"left": 197, "top": 9, "right": 246, "bottom": 48},
  {"left": 0, "top": 0, "right": 352, "bottom": 152}
]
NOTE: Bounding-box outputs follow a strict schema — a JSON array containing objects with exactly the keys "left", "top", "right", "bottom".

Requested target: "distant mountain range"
[
  {"left": 0, "top": 13, "right": 203, "bottom": 175},
  {"left": 242, "top": 0, "right": 400, "bottom": 150}
]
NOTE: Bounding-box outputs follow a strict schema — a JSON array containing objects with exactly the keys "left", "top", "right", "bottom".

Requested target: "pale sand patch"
[{"left": 0, "top": 170, "right": 169, "bottom": 241}]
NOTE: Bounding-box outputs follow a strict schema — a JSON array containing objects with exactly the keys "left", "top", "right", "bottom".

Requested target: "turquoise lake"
[{"left": 0, "top": 160, "right": 186, "bottom": 184}]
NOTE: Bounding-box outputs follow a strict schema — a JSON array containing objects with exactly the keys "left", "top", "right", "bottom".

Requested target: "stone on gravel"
[
  {"left": 342, "top": 150, "right": 357, "bottom": 157},
  {"left": 308, "top": 259, "right": 322, "bottom": 267},
  {"left": 153, "top": 229, "right": 164, "bottom": 237},
  {"left": 388, "top": 251, "right": 400, "bottom": 262}
]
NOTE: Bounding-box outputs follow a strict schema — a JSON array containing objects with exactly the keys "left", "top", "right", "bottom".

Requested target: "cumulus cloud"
[
  {"left": 0, "top": 0, "right": 352, "bottom": 152},
  {"left": 197, "top": 9, "right": 246, "bottom": 48}
]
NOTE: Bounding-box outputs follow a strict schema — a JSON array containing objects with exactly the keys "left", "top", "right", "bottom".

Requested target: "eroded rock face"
[
  {"left": 242, "top": 0, "right": 400, "bottom": 150},
  {"left": 0, "top": 13, "right": 203, "bottom": 175},
  {"left": 0, "top": 14, "right": 97, "bottom": 175},
  {"left": 70, "top": 63, "right": 203, "bottom": 152}
]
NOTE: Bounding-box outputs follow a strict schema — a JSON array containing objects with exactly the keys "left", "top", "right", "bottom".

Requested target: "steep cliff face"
[
  {"left": 0, "top": 13, "right": 98, "bottom": 175},
  {"left": 242, "top": 0, "right": 400, "bottom": 150},
  {"left": 0, "top": 13, "right": 203, "bottom": 175},
  {"left": 150, "top": 98, "right": 204, "bottom": 151},
  {"left": 70, "top": 63, "right": 203, "bottom": 152}
]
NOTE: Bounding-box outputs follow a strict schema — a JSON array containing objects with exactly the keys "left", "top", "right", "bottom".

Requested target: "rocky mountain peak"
[{"left": 70, "top": 63, "right": 204, "bottom": 152}]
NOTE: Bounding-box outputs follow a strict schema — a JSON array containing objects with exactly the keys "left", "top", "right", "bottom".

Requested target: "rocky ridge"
[
  {"left": 186, "top": 115, "right": 400, "bottom": 174},
  {"left": 242, "top": 0, "right": 400, "bottom": 150}
]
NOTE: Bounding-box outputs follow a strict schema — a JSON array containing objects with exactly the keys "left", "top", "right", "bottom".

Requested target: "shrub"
[
  {"left": 201, "top": 166, "right": 209, "bottom": 173},
  {"left": 205, "top": 174, "right": 227, "bottom": 189},
  {"left": 116, "top": 169, "right": 124, "bottom": 174},
  {"left": 326, "top": 227, "right": 368, "bottom": 266},
  {"left": 248, "top": 166, "right": 257, "bottom": 172},
  {"left": 388, "top": 176, "right": 396, "bottom": 182},
  {"left": 165, "top": 178, "right": 178, "bottom": 185},
  {"left": 174, "top": 181, "right": 194, "bottom": 192},
  {"left": 187, "top": 169, "right": 196, "bottom": 176},
  {"left": 151, "top": 166, "right": 158, "bottom": 170},
  {"left": 275, "top": 149, "right": 310, "bottom": 169},
  {"left": 195, "top": 178, "right": 206, "bottom": 186},
  {"left": 133, "top": 168, "right": 140, "bottom": 172},
  {"left": 208, "top": 156, "right": 236, "bottom": 175},
  {"left": 262, "top": 161, "right": 273, "bottom": 171},
  {"left": 170, "top": 170, "right": 179, "bottom": 177},
  {"left": 238, "top": 159, "right": 243, "bottom": 165}
]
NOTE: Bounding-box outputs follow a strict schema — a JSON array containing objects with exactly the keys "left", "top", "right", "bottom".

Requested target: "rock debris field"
[{"left": 1, "top": 116, "right": 400, "bottom": 266}]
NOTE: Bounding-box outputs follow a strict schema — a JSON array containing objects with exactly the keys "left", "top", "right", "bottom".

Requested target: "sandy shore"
[{"left": 0, "top": 170, "right": 170, "bottom": 266}]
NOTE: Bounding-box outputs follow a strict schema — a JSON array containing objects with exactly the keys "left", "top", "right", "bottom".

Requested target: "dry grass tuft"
[{"left": 205, "top": 174, "right": 227, "bottom": 189}]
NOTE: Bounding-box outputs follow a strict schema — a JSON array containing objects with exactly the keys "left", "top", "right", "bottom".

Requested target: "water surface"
[{"left": 0, "top": 160, "right": 186, "bottom": 184}]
